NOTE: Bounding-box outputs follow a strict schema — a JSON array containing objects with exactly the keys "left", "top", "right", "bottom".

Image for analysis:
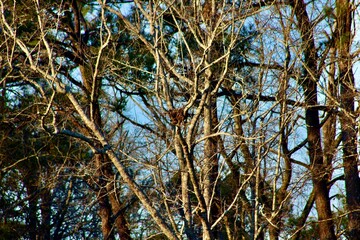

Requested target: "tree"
[
  {"left": 336, "top": 0, "right": 360, "bottom": 237},
  {"left": 0, "top": 0, "right": 132, "bottom": 239},
  {"left": 1, "top": 0, "right": 360, "bottom": 239}
]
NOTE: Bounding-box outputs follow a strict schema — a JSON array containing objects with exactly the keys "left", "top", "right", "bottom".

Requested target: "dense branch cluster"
[{"left": 0, "top": 0, "right": 359, "bottom": 239}]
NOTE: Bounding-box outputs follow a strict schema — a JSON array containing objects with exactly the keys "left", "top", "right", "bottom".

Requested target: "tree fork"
[{"left": 291, "top": 0, "right": 336, "bottom": 239}]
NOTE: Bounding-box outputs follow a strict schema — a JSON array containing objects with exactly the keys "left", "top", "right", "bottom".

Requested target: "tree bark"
[
  {"left": 203, "top": 80, "right": 220, "bottom": 239},
  {"left": 174, "top": 131, "right": 195, "bottom": 239},
  {"left": 25, "top": 183, "right": 38, "bottom": 240},
  {"left": 94, "top": 154, "right": 115, "bottom": 240},
  {"left": 21, "top": 130, "right": 39, "bottom": 240},
  {"left": 71, "top": 0, "right": 133, "bottom": 236},
  {"left": 40, "top": 177, "right": 51, "bottom": 240},
  {"left": 291, "top": 1, "right": 336, "bottom": 239},
  {"left": 107, "top": 168, "right": 132, "bottom": 240},
  {"left": 231, "top": 98, "right": 257, "bottom": 239},
  {"left": 336, "top": 0, "right": 360, "bottom": 237}
]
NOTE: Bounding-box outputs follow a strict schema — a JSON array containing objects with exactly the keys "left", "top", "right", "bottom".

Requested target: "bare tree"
[
  {"left": 336, "top": 0, "right": 360, "bottom": 237},
  {"left": 1, "top": 0, "right": 360, "bottom": 239}
]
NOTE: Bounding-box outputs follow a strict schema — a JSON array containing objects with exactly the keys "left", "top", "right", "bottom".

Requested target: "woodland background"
[{"left": 1, "top": 0, "right": 360, "bottom": 239}]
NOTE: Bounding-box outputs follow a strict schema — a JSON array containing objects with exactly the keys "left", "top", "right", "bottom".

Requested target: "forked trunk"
[{"left": 292, "top": 1, "right": 336, "bottom": 239}]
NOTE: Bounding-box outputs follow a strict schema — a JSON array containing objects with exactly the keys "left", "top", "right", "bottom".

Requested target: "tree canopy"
[{"left": 1, "top": 0, "right": 360, "bottom": 239}]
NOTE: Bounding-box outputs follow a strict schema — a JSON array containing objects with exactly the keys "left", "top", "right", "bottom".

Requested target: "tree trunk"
[
  {"left": 95, "top": 154, "right": 115, "bottom": 240},
  {"left": 231, "top": 99, "right": 257, "bottom": 239},
  {"left": 22, "top": 130, "right": 39, "bottom": 240},
  {"left": 77, "top": 11, "right": 132, "bottom": 236},
  {"left": 336, "top": 0, "right": 360, "bottom": 237},
  {"left": 291, "top": 1, "right": 336, "bottom": 239},
  {"left": 40, "top": 180, "right": 51, "bottom": 240},
  {"left": 203, "top": 83, "right": 219, "bottom": 239},
  {"left": 24, "top": 174, "right": 38, "bottom": 240},
  {"left": 174, "top": 132, "right": 195, "bottom": 239},
  {"left": 106, "top": 167, "right": 132, "bottom": 240},
  {"left": 70, "top": 0, "right": 124, "bottom": 235}
]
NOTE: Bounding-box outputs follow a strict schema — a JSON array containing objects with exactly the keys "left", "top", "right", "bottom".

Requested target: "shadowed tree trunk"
[
  {"left": 68, "top": 1, "right": 132, "bottom": 238},
  {"left": 40, "top": 173, "right": 52, "bottom": 240},
  {"left": 291, "top": 1, "right": 336, "bottom": 239},
  {"left": 336, "top": 0, "right": 360, "bottom": 237}
]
